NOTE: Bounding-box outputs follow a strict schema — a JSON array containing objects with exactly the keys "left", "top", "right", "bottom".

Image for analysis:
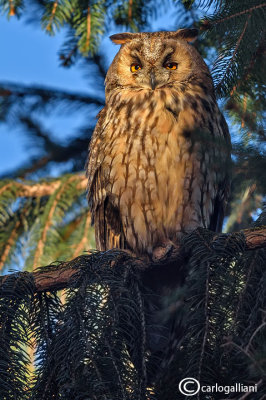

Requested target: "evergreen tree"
[{"left": 0, "top": 0, "right": 265, "bottom": 399}]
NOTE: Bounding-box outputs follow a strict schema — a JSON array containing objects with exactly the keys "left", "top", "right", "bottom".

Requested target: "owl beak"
[{"left": 150, "top": 69, "right": 157, "bottom": 90}]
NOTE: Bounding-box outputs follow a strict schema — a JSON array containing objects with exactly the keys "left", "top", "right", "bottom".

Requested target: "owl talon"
[
  {"left": 87, "top": 29, "right": 231, "bottom": 381},
  {"left": 152, "top": 242, "right": 174, "bottom": 263}
]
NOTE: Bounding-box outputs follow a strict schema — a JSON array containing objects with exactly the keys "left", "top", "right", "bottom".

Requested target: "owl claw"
[{"left": 151, "top": 241, "right": 175, "bottom": 263}]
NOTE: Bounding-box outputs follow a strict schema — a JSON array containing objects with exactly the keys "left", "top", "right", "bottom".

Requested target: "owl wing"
[
  {"left": 86, "top": 109, "right": 128, "bottom": 251},
  {"left": 209, "top": 113, "right": 231, "bottom": 233}
]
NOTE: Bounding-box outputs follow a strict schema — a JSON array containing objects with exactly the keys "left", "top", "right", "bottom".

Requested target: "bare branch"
[{"left": 244, "top": 227, "right": 266, "bottom": 249}]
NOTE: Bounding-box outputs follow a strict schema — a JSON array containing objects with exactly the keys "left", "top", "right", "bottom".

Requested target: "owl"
[
  {"left": 86, "top": 28, "right": 231, "bottom": 371},
  {"left": 87, "top": 28, "right": 231, "bottom": 256}
]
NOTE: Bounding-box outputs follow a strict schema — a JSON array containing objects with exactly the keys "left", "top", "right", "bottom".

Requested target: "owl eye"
[
  {"left": 130, "top": 63, "right": 142, "bottom": 72},
  {"left": 164, "top": 62, "right": 178, "bottom": 70}
]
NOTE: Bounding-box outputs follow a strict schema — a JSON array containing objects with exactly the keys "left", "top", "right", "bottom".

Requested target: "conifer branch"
[
  {"left": 242, "top": 226, "right": 266, "bottom": 250},
  {"left": 1, "top": 227, "right": 265, "bottom": 293},
  {"left": 128, "top": 0, "right": 133, "bottom": 21},
  {"left": 215, "top": 13, "right": 251, "bottom": 92},
  {"left": 232, "top": 256, "right": 256, "bottom": 327},
  {"left": 0, "top": 220, "right": 20, "bottom": 270},
  {"left": 229, "top": 35, "right": 265, "bottom": 96},
  {"left": 85, "top": 6, "right": 91, "bottom": 51},
  {"left": 197, "top": 261, "right": 210, "bottom": 398},
  {"left": 8, "top": 0, "right": 15, "bottom": 16},
  {"left": 59, "top": 44, "right": 78, "bottom": 67},
  {"left": 201, "top": 3, "right": 266, "bottom": 29},
  {"left": 46, "top": 1, "right": 58, "bottom": 32},
  {"left": 241, "top": 94, "right": 247, "bottom": 129},
  {"left": 17, "top": 156, "right": 52, "bottom": 179},
  {"left": 72, "top": 212, "right": 92, "bottom": 258},
  {"left": 32, "top": 179, "right": 71, "bottom": 268},
  {"left": 0, "top": 175, "right": 87, "bottom": 198},
  {"left": 61, "top": 214, "right": 85, "bottom": 241}
]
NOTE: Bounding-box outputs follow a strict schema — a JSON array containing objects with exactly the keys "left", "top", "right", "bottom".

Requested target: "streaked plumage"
[
  {"left": 87, "top": 29, "right": 231, "bottom": 257},
  {"left": 86, "top": 29, "right": 231, "bottom": 377}
]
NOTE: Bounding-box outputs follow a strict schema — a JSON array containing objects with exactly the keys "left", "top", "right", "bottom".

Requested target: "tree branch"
[
  {"left": 243, "top": 227, "right": 266, "bottom": 250},
  {"left": 0, "top": 175, "right": 87, "bottom": 198},
  {"left": 215, "top": 13, "right": 252, "bottom": 93},
  {"left": 201, "top": 3, "right": 266, "bottom": 29},
  {"left": 0, "top": 227, "right": 265, "bottom": 293}
]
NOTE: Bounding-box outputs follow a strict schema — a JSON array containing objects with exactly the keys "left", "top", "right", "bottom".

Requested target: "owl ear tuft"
[
  {"left": 174, "top": 28, "right": 199, "bottom": 42},
  {"left": 109, "top": 32, "right": 138, "bottom": 45}
]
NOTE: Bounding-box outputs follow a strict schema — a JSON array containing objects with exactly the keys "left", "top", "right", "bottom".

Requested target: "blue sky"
[
  {"left": 0, "top": 10, "right": 174, "bottom": 175},
  {"left": 0, "top": 16, "right": 99, "bottom": 174},
  {"left": 0, "top": 4, "right": 216, "bottom": 176}
]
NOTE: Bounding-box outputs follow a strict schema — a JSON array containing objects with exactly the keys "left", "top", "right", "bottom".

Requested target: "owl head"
[{"left": 105, "top": 29, "right": 212, "bottom": 97}]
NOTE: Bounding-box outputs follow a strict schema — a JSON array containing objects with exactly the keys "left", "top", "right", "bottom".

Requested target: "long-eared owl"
[
  {"left": 86, "top": 29, "right": 231, "bottom": 365},
  {"left": 87, "top": 28, "right": 231, "bottom": 257}
]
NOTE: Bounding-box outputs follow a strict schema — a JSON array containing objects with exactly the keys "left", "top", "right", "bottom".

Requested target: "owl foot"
[{"left": 151, "top": 241, "right": 176, "bottom": 263}]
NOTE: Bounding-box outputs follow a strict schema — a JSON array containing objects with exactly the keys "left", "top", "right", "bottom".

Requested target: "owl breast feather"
[{"left": 89, "top": 87, "right": 224, "bottom": 255}]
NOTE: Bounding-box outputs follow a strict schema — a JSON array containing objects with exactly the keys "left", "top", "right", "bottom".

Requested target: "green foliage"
[
  {"left": 155, "top": 228, "right": 266, "bottom": 399},
  {"left": 201, "top": 0, "right": 265, "bottom": 97},
  {"left": 0, "top": 0, "right": 23, "bottom": 17},
  {"left": 0, "top": 271, "right": 34, "bottom": 399},
  {"left": 0, "top": 175, "right": 94, "bottom": 273},
  {"left": 0, "top": 1, "right": 265, "bottom": 397},
  {"left": 32, "top": 252, "right": 147, "bottom": 399},
  {"left": 0, "top": 0, "right": 163, "bottom": 57},
  {"left": 0, "top": 223, "right": 266, "bottom": 399},
  {"left": 113, "top": 0, "right": 157, "bottom": 31}
]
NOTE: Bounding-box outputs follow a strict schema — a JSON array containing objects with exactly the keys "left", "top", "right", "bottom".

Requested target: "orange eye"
[
  {"left": 164, "top": 62, "right": 178, "bottom": 70},
  {"left": 130, "top": 63, "right": 142, "bottom": 72}
]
